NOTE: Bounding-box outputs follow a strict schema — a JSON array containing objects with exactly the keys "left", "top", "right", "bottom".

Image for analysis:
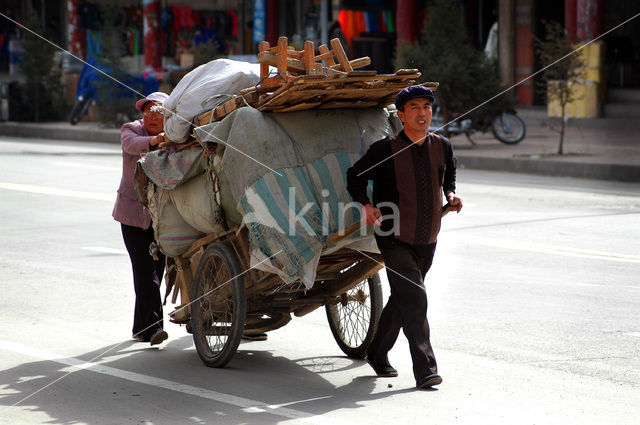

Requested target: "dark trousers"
[
  {"left": 369, "top": 236, "right": 438, "bottom": 380},
  {"left": 121, "top": 223, "right": 165, "bottom": 341}
]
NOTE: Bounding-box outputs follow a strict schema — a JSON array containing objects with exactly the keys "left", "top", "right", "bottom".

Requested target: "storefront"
[{"left": 1, "top": 0, "right": 637, "bottom": 111}]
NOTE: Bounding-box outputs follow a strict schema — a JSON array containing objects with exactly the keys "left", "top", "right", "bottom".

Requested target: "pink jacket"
[{"left": 112, "top": 119, "right": 152, "bottom": 229}]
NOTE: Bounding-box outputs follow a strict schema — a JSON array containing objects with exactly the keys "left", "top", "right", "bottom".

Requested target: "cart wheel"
[
  {"left": 191, "top": 242, "right": 246, "bottom": 368},
  {"left": 326, "top": 272, "right": 383, "bottom": 358}
]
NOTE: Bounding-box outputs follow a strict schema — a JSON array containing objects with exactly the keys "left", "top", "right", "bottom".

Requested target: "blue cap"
[{"left": 395, "top": 86, "right": 435, "bottom": 110}]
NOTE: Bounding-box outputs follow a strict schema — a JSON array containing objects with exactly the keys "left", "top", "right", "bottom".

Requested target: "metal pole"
[{"left": 321, "top": 0, "right": 328, "bottom": 46}]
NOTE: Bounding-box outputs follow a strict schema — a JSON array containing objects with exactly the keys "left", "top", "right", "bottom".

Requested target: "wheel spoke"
[
  {"left": 191, "top": 242, "right": 246, "bottom": 367},
  {"left": 332, "top": 281, "right": 372, "bottom": 347}
]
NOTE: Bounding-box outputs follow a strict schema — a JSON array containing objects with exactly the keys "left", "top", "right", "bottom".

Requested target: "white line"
[
  {"left": 625, "top": 332, "right": 640, "bottom": 338},
  {"left": 82, "top": 247, "right": 127, "bottom": 255},
  {"left": 0, "top": 340, "right": 341, "bottom": 425},
  {"left": 0, "top": 182, "right": 113, "bottom": 202},
  {"left": 463, "top": 236, "right": 640, "bottom": 264},
  {"left": 54, "top": 161, "right": 120, "bottom": 172}
]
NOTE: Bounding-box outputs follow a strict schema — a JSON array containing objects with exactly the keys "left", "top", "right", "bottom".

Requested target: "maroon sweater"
[{"left": 346, "top": 131, "right": 457, "bottom": 245}]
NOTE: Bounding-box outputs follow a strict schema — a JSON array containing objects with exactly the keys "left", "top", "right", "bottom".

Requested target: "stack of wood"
[{"left": 196, "top": 36, "right": 437, "bottom": 126}]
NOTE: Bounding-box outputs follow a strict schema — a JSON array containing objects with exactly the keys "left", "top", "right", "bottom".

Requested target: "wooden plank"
[
  {"left": 264, "top": 78, "right": 297, "bottom": 97},
  {"left": 255, "top": 79, "right": 297, "bottom": 107},
  {"left": 314, "top": 50, "right": 334, "bottom": 62},
  {"left": 421, "top": 81, "right": 440, "bottom": 90},
  {"left": 245, "top": 274, "right": 284, "bottom": 297},
  {"left": 275, "top": 87, "right": 397, "bottom": 97},
  {"left": 293, "top": 72, "right": 420, "bottom": 86},
  {"left": 259, "top": 41, "right": 270, "bottom": 79},
  {"left": 329, "top": 56, "right": 370, "bottom": 71},
  {"left": 259, "top": 75, "right": 287, "bottom": 89},
  {"left": 277, "top": 36, "right": 288, "bottom": 76},
  {"left": 317, "top": 44, "right": 335, "bottom": 66},
  {"left": 303, "top": 40, "right": 316, "bottom": 74},
  {"left": 198, "top": 96, "right": 243, "bottom": 126},
  {"left": 384, "top": 81, "right": 418, "bottom": 89},
  {"left": 259, "top": 86, "right": 403, "bottom": 110},
  {"left": 257, "top": 90, "right": 294, "bottom": 109},
  {"left": 271, "top": 102, "right": 322, "bottom": 112},
  {"left": 324, "top": 67, "right": 348, "bottom": 78},
  {"left": 330, "top": 37, "right": 353, "bottom": 72},
  {"left": 240, "top": 89, "right": 260, "bottom": 105},
  {"left": 395, "top": 68, "right": 421, "bottom": 75},
  {"left": 286, "top": 49, "right": 304, "bottom": 58},
  {"left": 257, "top": 51, "right": 307, "bottom": 74},
  {"left": 213, "top": 97, "right": 242, "bottom": 121},
  {"left": 197, "top": 110, "right": 213, "bottom": 126},
  {"left": 324, "top": 259, "right": 384, "bottom": 296},
  {"left": 346, "top": 70, "right": 378, "bottom": 77}
]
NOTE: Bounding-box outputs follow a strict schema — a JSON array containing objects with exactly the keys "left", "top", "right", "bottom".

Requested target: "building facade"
[{"left": 1, "top": 0, "right": 637, "bottom": 112}]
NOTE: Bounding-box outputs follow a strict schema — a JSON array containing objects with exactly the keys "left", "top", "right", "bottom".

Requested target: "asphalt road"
[{"left": 0, "top": 136, "right": 639, "bottom": 425}]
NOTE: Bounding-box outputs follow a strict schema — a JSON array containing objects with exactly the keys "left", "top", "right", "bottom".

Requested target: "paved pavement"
[
  {"left": 452, "top": 107, "right": 640, "bottom": 182},
  {"left": 0, "top": 106, "right": 638, "bottom": 181}
]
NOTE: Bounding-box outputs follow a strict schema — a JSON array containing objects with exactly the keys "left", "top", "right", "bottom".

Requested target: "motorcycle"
[
  {"left": 428, "top": 104, "right": 526, "bottom": 145},
  {"left": 69, "top": 55, "right": 159, "bottom": 125}
]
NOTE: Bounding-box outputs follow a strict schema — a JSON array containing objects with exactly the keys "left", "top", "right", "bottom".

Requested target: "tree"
[
  {"left": 534, "top": 20, "right": 584, "bottom": 155},
  {"left": 18, "top": 12, "right": 65, "bottom": 122},
  {"left": 395, "top": 0, "right": 508, "bottom": 133}
]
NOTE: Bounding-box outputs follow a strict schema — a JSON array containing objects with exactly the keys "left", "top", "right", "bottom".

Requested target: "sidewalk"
[
  {"left": 0, "top": 121, "right": 120, "bottom": 144},
  {"left": 0, "top": 107, "right": 638, "bottom": 182},
  {"left": 452, "top": 107, "right": 640, "bottom": 182}
]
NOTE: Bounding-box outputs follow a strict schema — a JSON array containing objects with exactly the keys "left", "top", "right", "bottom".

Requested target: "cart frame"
[{"left": 164, "top": 225, "right": 385, "bottom": 367}]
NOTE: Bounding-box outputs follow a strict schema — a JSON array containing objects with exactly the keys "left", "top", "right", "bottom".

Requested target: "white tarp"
[{"left": 162, "top": 58, "right": 262, "bottom": 143}]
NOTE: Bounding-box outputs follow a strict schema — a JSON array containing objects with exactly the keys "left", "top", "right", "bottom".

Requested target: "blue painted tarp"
[{"left": 195, "top": 107, "right": 401, "bottom": 287}]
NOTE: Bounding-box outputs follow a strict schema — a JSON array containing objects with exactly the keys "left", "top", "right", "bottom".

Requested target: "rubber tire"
[
  {"left": 69, "top": 96, "right": 90, "bottom": 125},
  {"left": 325, "top": 272, "right": 383, "bottom": 358},
  {"left": 191, "top": 242, "right": 246, "bottom": 368},
  {"left": 491, "top": 112, "right": 526, "bottom": 144}
]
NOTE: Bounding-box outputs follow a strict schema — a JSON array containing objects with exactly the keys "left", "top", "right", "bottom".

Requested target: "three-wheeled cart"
[{"left": 165, "top": 224, "right": 384, "bottom": 368}]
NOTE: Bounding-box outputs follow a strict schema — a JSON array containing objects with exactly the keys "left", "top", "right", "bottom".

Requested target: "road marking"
[
  {"left": 463, "top": 236, "right": 640, "bottom": 264},
  {"left": 0, "top": 340, "right": 341, "bottom": 425},
  {"left": 54, "top": 161, "right": 119, "bottom": 171},
  {"left": 625, "top": 332, "right": 640, "bottom": 338},
  {"left": 0, "top": 182, "right": 113, "bottom": 202},
  {"left": 82, "top": 247, "right": 127, "bottom": 255}
]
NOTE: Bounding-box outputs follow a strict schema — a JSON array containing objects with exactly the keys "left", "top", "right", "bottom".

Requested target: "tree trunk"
[{"left": 558, "top": 101, "right": 566, "bottom": 155}]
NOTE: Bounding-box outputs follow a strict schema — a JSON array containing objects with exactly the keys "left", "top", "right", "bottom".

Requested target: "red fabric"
[
  {"left": 227, "top": 10, "right": 239, "bottom": 37},
  {"left": 338, "top": 10, "right": 366, "bottom": 52}
]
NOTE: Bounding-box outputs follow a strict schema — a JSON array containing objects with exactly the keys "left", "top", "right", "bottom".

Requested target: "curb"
[
  {"left": 457, "top": 154, "right": 640, "bottom": 182},
  {"left": 1, "top": 120, "right": 638, "bottom": 182},
  {"left": 0, "top": 122, "right": 120, "bottom": 144}
]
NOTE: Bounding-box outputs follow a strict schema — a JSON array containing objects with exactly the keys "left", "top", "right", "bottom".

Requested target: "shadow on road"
[{"left": 0, "top": 335, "right": 423, "bottom": 424}]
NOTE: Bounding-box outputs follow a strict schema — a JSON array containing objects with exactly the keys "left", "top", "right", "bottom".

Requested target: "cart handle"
[{"left": 328, "top": 203, "right": 451, "bottom": 245}]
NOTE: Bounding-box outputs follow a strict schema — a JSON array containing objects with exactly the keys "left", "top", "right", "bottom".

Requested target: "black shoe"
[
  {"left": 366, "top": 356, "right": 398, "bottom": 377},
  {"left": 150, "top": 329, "right": 168, "bottom": 346},
  {"left": 416, "top": 373, "right": 442, "bottom": 388}
]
